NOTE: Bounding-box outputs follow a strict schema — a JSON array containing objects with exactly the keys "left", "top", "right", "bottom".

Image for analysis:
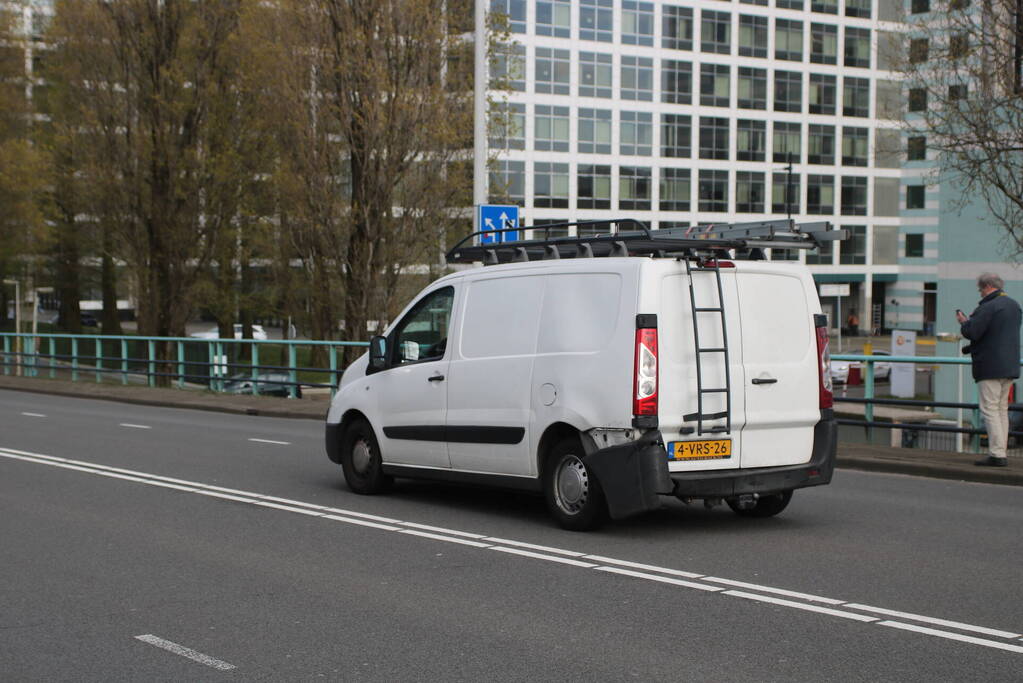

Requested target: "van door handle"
[
  {"left": 752, "top": 377, "right": 777, "bottom": 385},
  {"left": 428, "top": 374, "right": 445, "bottom": 382}
]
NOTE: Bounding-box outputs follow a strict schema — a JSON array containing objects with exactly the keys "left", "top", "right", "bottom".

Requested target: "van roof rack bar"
[{"left": 446, "top": 218, "right": 839, "bottom": 265}]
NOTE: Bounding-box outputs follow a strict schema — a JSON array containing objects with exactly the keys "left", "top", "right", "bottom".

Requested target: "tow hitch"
[{"left": 734, "top": 493, "right": 759, "bottom": 510}]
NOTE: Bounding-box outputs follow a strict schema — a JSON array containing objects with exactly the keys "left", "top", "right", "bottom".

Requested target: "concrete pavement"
[{"left": 1, "top": 374, "right": 1020, "bottom": 487}]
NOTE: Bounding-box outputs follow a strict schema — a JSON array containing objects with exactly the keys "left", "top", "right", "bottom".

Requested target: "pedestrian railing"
[
  {"left": 831, "top": 353, "right": 1023, "bottom": 451},
  {"left": 0, "top": 332, "right": 368, "bottom": 398}
]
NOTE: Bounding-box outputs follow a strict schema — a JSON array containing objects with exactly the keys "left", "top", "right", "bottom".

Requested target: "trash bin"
[{"left": 847, "top": 364, "right": 862, "bottom": 386}]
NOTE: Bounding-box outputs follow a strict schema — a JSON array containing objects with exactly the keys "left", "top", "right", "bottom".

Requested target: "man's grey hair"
[{"left": 978, "top": 272, "right": 1004, "bottom": 290}]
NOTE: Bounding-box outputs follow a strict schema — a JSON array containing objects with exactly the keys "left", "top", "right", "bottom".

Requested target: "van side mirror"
[{"left": 368, "top": 335, "right": 388, "bottom": 371}]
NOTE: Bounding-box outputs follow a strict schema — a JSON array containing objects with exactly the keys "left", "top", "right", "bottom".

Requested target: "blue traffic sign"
[{"left": 478, "top": 205, "right": 520, "bottom": 244}]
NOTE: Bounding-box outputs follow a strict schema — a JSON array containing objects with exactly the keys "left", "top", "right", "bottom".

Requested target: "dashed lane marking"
[
  {"left": 120, "top": 423, "right": 152, "bottom": 430},
  {"left": 248, "top": 438, "right": 291, "bottom": 446},
  {"left": 20, "top": 412, "right": 45, "bottom": 418},
  {"left": 2, "top": 444, "right": 1021, "bottom": 657},
  {"left": 134, "top": 634, "right": 236, "bottom": 671}
]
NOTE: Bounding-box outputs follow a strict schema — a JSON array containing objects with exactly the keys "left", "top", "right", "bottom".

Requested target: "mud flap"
[{"left": 584, "top": 433, "right": 672, "bottom": 520}]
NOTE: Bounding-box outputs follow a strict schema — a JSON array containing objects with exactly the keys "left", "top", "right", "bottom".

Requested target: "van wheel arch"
[
  {"left": 537, "top": 422, "right": 595, "bottom": 477},
  {"left": 337, "top": 409, "right": 371, "bottom": 447}
]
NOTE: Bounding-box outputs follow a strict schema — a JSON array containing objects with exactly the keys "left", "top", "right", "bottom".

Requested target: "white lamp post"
[{"left": 3, "top": 279, "right": 21, "bottom": 376}]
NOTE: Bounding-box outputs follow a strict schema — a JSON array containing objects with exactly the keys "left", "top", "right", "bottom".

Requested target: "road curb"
[{"left": 836, "top": 456, "right": 1023, "bottom": 486}]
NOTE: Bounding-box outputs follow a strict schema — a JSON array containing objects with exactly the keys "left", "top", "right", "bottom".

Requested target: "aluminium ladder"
[{"left": 683, "top": 257, "right": 732, "bottom": 436}]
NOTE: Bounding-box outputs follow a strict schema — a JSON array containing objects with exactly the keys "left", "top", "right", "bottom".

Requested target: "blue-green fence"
[{"left": 0, "top": 332, "right": 368, "bottom": 398}]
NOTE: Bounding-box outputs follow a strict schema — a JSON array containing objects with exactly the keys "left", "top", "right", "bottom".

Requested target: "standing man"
[{"left": 956, "top": 273, "right": 1022, "bottom": 467}]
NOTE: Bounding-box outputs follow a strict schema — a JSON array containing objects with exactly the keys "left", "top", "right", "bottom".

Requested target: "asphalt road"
[{"left": 2, "top": 389, "right": 1021, "bottom": 681}]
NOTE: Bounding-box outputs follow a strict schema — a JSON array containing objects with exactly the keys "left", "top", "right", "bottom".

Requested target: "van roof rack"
[{"left": 446, "top": 218, "right": 843, "bottom": 265}]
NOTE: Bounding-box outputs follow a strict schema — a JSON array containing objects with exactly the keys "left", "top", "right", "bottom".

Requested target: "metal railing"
[
  {"left": 1, "top": 332, "right": 368, "bottom": 398},
  {"left": 831, "top": 353, "right": 1023, "bottom": 452}
]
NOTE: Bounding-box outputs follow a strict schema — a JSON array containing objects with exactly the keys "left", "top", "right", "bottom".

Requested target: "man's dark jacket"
[{"left": 961, "top": 290, "right": 1022, "bottom": 381}]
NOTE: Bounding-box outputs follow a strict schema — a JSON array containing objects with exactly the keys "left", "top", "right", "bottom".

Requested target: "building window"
[
  {"left": 661, "top": 114, "right": 692, "bottom": 158},
  {"left": 662, "top": 5, "right": 694, "bottom": 51},
  {"left": 846, "top": 0, "right": 871, "bottom": 18},
  {"left": 908, "top": 88, "right": 927, "bottom": 112},
  {"left": 736, "top": 171, "right": 766, "bottom": 213},
  {"left": 736, "top": 120, "right": 766, "bottom": 162},
  {"left": 773, "top": 122, "right": 801, "bottom": 163},
  {"left": 811, "top": 0, "right": 838, "bottom": 14},
  {"left": 809, "top": 74, "right": 837, "bottom": 114},
  {"left": 535, "top": 47, "right": 570, "bottom": 95},
  {"left": 621, "top": 56, "right": 654, "bottom": 101},
  {"left": 660, "top": 168, "right": 692, "bottom": 211},
  {"left": 808, "top": 125, "right": 835, "bottom": 165},
  {"left": 536, "top": 0, "right": 571, "bottom": 37},
  {"left": 842, "top": 127, "right": 869, "bottom": 167},
  {"left": 491, "top": 0, "right": 526, "bottom": 33},
  {"left": 949, "top": 84, "right": 968, "bottom": 101},
  {"left": 841, "top": 176, "right": 868, "bottom": 215},
  {"left": 911, "top": 0, "right": 930, "bottom": 13},
  {"left": 775, "top": 19, "right": 804, "bottom": 61},
  {"left": 908, "top": 136, "right": 927, "bottom": 161},
  {"left": 741, "top": 0, "right": 768, "bottom": 5},
  {"left": 845, "top": 27, "right": 871, "bottom": 68},
  {"left": 619, "top": 167, "right": 652, "bottom": 210},
  {"left": 579, "top": 0, "right": 613, "bottom": 42},
  {"left": 737, "top": 67, "right": 767, "bottom": 109},
  {"left": 772, "top": 172, "right": 801, "bottom": 214},
  {"left": 488, "top": 160, "right": 525, "bottom": 204},
  {"left": 805, "top": 239, "right": 833, "bottom": 264},
  {"left": 577, "top": 165, "right": 611, "bottom": 209},
  {"left": 700, "top": 64, "right": 731, "bottom": 107},
  {"left": 811, "top": 23, "right": 838, "bottom": 65},
  {"left": 621, "top": 111, "right": 653, "bottom": 156},
  {"left": 905, "top": 234, "right": 925, "bottom": 258},
  {"left": 843, "top": 77, "right": 870, "bottom": 117},
  {"left": 701, "top": 9, "right": 732, "bottom": 54},
  {"left": 699, "top": 170, "right": 729, "bottom": 212},
  {"left": 699, "top": 116, "right": 730, "bottom": 160},
  {"left": 531, "top": 219, "right": 569, "bottom": 239},
  {"left": 661, "top": 60, "right": 693, "bottom": 104},
  {"left": 579, "top": 52, "right": 613, "bottom": 98},
  {"left": 578, "top": 108, "right": 612, "bottom": 154},
  {"left": 738, "top": 15, "right": 768, "bottom": 58},
  {"left": 774, "top": 70, "right": 803, "bottom": 112},
  {"left": 806, "top": 174, "right": 834, "bottom": 214},
  {"left": 622, "top": 1, "right": 654, "bottom": 46},
  {"left": 490, "top": 45, "right": 526, "bottom": 91},
  {"left": 840, "top": 225, "right": 866, "bottom": 265},
  {"left": 949, "top": 32, "right": 970, "bottom": 59},
  {"left": 907, "top": 185, "right": 926, "bottom": 209},
  {"left": 777, "top": 0, "right": 804, "bottom": 8},
  {"left": 534, "top": 162, "right": 570, "bottom": 208},
  {"left": 909, "top": 38, "right": 929, "bottom": 64},
  {"left": 489, "top": 102, "right": 525, "bottom": 150},
  {"left": 534, "top": 105, "right": 570, "bottom": 152}
]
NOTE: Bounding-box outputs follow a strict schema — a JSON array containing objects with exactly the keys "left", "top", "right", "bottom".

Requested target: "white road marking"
[
  {"left": 20, "top": 412, "right": 45, "bottom": 418},
  {"left": 248, "top": 438, "right": 290, "bottom": 446},
  {"left": 135, "top": 634, "right": 236, "bottom": 671},
  {"left": 844, "top": 603, "right": 1022, "bottom": 639},
  {"left": 879, "top": 621, "right": 1023, "bottom": 655},
  {"left": 3, "top": 444, "right": 1021, "bottom": 656},
  {"left": 724, "top": 590, "right": 879, "bottom": 622},
  {"left": 120, "top": 423, "right": 151, "bottom": 430}
]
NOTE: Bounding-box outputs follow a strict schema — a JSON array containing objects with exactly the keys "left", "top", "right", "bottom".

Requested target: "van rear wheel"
[
  {"left": 340, "top": 418, "right": 393, "bottom": 495},
  {"left": 727, "top": 490, "right": 792, "bottom": 518},
  {"left": 543, "top": 438, "right": 608, "bottom": 531}
]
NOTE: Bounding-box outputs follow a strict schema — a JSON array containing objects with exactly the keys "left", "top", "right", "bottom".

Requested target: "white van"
[{"left": 326, "top": 222, "right": 839, "bottom": 530}]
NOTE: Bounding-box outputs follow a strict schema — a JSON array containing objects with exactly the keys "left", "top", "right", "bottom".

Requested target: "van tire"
[
  {"left": 727, "top": 490, "right": 792, "bottom": 518},
  {"left": 543, "top": 438, "right": 608, "bottom": 531},
  {"left": 340, "top": 418, "right": 393, "bottom": 495}
]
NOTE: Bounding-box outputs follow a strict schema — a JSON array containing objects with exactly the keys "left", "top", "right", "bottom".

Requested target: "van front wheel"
[
  {"left": 727, "top": 490, "right": 792, "bottom": 518},
  {"left": 544, "top": 438, "right": 608, "bottom": 531},
  {"left": 340, "top": 418, "right": 392, "bottom": 495}
]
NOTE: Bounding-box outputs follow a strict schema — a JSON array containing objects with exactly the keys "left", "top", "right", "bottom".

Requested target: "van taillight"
[
  {"left": 815, "top": 321, "right": 833, "bottom": 409},
  {"left": 634, "top": 327, "right": 659, "bottom": 416},
  {"left": 702, "top": 260, "right": 735, "bottom": 268}
]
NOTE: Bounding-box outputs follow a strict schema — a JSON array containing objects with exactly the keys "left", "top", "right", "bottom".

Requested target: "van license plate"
[{"left": 669, "top": 439, "right": 732, "bottom": 460}]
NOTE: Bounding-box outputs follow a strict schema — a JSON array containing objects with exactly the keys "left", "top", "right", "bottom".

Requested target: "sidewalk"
[{"left": 1, "top": 375, "right": 1020, "bottom": 487}]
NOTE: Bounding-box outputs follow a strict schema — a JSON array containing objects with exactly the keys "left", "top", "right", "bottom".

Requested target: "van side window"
[{"left": 391, "top": 286, "right": 455, "bottom": 364}]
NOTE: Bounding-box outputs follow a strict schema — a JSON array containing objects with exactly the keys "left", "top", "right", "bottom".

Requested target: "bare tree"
[{"left": 897, "top": 0, "right": 1023, "bottom": 255}]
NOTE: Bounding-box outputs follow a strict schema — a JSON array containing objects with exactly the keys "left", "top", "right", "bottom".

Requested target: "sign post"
[
  {"left": 819, "top": 283, "right": 850, "bottom": 352},
  {"left": 890, "top": 330, "right": 917, "bottom": 398},
  {"left": 477, "top": 205, "right": 520, "bottom": 244}
]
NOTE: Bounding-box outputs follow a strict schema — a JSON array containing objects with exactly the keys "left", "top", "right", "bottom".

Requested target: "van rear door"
[{"left": 735, "top": 266, "right": 820, "bottom": 468}]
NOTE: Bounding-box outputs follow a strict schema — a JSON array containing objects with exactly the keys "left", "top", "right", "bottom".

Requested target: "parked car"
[
  {"left": 80, "top": 312, "right": 99, "bottom": 327},
  {"left": 190, "top": 324, "right": 268, "bottom": 340},
  {"left": 830, "top": 349, "right": 892, "bottom": 384},
  {"left": 324, "top": 223, "right": 838, "bottom": 530},
  {"left": 222, "top": 372, "right": 301, "bottom": 398}
]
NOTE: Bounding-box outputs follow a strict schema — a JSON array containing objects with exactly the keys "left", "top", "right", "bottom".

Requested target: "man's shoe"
[{"left": 974, "top": 456, "right": 1008, "bottom": 467}]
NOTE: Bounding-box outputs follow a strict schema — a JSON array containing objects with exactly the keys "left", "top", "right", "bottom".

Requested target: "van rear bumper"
[{"left": 669, "top": 411, "right": 838, "bottom": 498}]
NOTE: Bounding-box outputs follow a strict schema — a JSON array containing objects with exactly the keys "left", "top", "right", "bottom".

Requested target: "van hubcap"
[
  {"left": 352, "top": 438, "right": 372, "bottom": 474},
  {"left": 554, "top": 455, "right": 588, "bottom": 514}
]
